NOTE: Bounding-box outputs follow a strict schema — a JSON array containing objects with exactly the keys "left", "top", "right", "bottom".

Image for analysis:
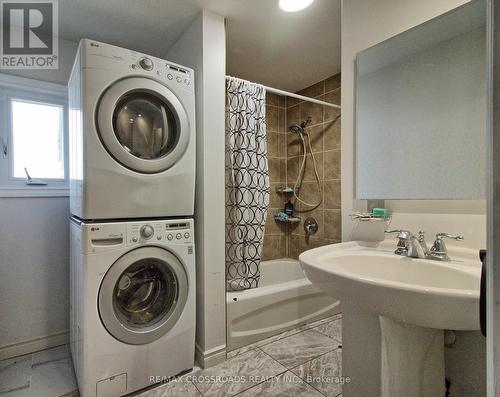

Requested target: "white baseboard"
[
  {"left": 0, "top": 331, "right": 69, "bottom": 360},
  {"left": 195, "top": 343, "right": 226, "bottom": 368}
]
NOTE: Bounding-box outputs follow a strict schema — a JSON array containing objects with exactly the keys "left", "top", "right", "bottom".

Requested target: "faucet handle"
[
  {"left": 435, "top": 233, "right": 464, "bottom": 241},
  {"left": 429, "top": 233, "right": 464, "bottom": 261},
  {"left": 385, "top": 229, "right": 411, "bottom": 239}
]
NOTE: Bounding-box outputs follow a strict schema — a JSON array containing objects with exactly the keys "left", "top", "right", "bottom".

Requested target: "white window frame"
[{"left": 0, "top": 73, "right": 68, "bottom": 197}]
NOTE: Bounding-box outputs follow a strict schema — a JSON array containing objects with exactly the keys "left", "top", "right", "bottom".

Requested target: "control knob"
[
  {"left": 140, "top": 225, "right": 154, "bottom": 239},
  {"left": 139, "top": 57, "right": 154, "bottom": 71}
]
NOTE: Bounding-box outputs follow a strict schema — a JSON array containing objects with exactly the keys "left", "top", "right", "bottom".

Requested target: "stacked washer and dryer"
[{"left": 68, "top": 39, "right": 196, "bottom": 397}]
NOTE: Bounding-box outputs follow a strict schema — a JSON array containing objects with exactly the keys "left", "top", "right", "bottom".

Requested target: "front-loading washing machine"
[
  {"left": 68, "top": 39, "right": 195, "bottom": 220},
  {"left": 70, "top": 217, "right": 195, "bottom": 397}
]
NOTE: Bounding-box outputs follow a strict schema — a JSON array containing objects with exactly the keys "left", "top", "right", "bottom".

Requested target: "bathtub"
[{"left": 226, "top": 258, "right": 341, "bottom": 352}]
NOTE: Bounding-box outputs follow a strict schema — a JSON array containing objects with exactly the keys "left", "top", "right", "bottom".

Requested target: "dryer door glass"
[
  {"left": 98, "top": 246, "right": 189, "bottom": 344},
  {"left": 113, "top": 258, "right": 177, "bottom": 327},
  {"left": 97, "top": 77, "right": 191, "bottom": 174},
  {"left": 112, "top": 93, "right": 178, "bottom": 160}
]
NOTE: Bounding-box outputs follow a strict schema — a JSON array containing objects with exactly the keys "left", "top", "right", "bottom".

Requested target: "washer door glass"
[
  {"left": 97, "top": 77, "right": 190, "bottom": 174},
  {"left": 113, "top": 258, "right": 177, "bottom": 328},
  {"left": 99, "top": 247, "right": 188, "bottom": 344},
  {"left": 113, "top": 93, "right": 177, "bottom": 161}
]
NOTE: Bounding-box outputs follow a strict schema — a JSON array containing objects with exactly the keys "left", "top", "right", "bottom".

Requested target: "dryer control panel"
[{"left": 126, "top": 220, "right": 193, "bottom": 246}]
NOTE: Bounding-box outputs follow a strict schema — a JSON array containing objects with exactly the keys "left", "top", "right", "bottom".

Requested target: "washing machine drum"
[
  {"left": 97, "top": 77, "right": 190, "bottom": 174},
  {"left": 98, "top": 246, "right": 188, "bottom": 344}
]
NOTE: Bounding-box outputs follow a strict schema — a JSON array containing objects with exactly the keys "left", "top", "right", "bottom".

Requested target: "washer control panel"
[
  {"left": 129, "top": 52, "right": 192, "bottom": 88},
  {"left": 126, "top": 220, "right": 193, "bottom": 246},
  {"left": 83, "top": 40, "right": 193, "bottom": 91}
]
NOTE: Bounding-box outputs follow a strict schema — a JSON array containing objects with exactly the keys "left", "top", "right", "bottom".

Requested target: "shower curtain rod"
[{"left": 225, "top": 75, "right": 341, "bottom": 109}]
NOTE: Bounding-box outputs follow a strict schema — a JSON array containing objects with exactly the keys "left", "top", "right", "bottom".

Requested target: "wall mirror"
[{"left": 355, "top": 0, "right": 486, "bottom": 199}]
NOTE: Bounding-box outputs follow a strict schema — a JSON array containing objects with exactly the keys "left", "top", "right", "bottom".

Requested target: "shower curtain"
[{"left": 225, "top": 77, "right": 269, "bottom": 291}]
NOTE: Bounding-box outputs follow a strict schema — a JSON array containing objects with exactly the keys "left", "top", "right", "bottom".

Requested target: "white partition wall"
[
  {"left": 166, "top": 10, "right": 227, "bottom": 368},
  {"left": 488, "top": 1, "right": 500, "bottom": 394}
]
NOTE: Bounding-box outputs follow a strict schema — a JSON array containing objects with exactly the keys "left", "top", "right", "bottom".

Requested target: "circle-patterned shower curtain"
[{"left": 225, "top": 77, "right": 269, "bottom": 291}]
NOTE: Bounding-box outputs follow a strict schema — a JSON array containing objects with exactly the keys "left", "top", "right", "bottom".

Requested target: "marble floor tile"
[
  {"left": 254, "top": 324, "right": 311, "bottom": 348},
  {"left": 192, "top": 348, "right": 286, "bottom": 397},
  {"left": 30, "top": 356, "right": 78, "bottom": 397},
  {"left": 312, "top": 318, "right": 342, "bottom": 344},
  {"left": 0, "top": 355, "right": 32, "bottom": 395},
  {"left": 136, "top": 378, "right": 202, "bottom": 397},
  {"left": 235, "top": 371, "right": 324, "bottom": 397},
  {"left": 259, "top": 329, "right": 337, "bottom": 369},
  {"left": 227, "top": 324, "right": 312, "bottom": 359},
  {"left": 226, "top": 344, "right": 259, "bottom": 359},
  {"left": 290, "top": 349, "right": 343, "bottom": 397},
  {"left": 0, "top": 345, "right": 78, "bottom": 397},
  {"left": 306, "top": 314, "right": 342, "bottom": 330}
]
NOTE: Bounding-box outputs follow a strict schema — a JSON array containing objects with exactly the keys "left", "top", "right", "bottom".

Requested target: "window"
[{"left": 0, "top": 74, "right": 68, "bottom": 197}]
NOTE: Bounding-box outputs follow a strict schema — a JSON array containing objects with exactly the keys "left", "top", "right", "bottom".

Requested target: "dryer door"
[
  {"left": 96, "top": 77, "right": 190, "bottom": 174},
  {"left": 98, "top": 246, "right": 188, "bottom": 344}
]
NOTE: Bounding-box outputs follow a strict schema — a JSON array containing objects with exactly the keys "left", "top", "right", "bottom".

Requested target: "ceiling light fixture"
[{"left": 279, "top": 0, "right": 314, "bottom": 12}]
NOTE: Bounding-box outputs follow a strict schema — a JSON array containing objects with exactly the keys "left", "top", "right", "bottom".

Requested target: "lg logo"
[{"left": 0, "top": 0, "right": 58, "bottom": 69}]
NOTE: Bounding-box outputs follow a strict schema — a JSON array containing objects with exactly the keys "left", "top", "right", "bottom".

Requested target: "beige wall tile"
[
  {"left": 262, "top": 234, "right": 286, "bottom": 260},
  {"left": 266, "top": 105, "right": 280, "bottom": 132},
  {"left": 324, "top": 180, "right": 341, "bottom": 209},
  {"left": 267, "top": 131, "right": 279, "bottom": 157},
  {"left": 278, "top": 108, "right": 286, "bottom": 132},
  {"left": 324, "top": 209, "right": 342, "bottom": 240},
  {"left": 324, "top": 118, "right": 341, "bottom": 150},
  {"left": 304, "top": 125, "right": 324, "bottom": 153},
  {"left": 277, "top": 133, "right": 286, "bottom": 158},
  {"left": 268, "top": 157, "right": 281, "bottom": 182},
  {"left": 287, "top": 133, "right": 303, "bottom": 157},
  {"left": 266, "top": 92, "right": 286, "bottom": 107},
  {"left": 279, "top": 158, "right": 287, "bottom": 181},
  {"left": 297, "top": 80, "right": 325, "bottom": 99},
  {"left": 324, "top": 150, "right": 341, "bottom": 180},
  {"left": 294, "top": 181, "right": 323, "bottom": 212},
  {"left": 287, "top": 156, "right": 300, "bottom": 182},
  {"left": 324, "top": 103, "right": 341, "bottom": 123},
  {"left": 324, "top": 88, "right": 341, "bottom": 105},
  {"left": 325, "top": 73, "right": 341, "bottom": 93},
  {"left": 302, "top": 153, "right": 324, "bottom": 182},
  {"left": 270, "top": 183, "right": 285, "bottom": 208},
  {"left": 287, "top": 104, "right": 300, "bottom": 126},
  {"left": 300, "top": 101, "right": 323, "bottom": 126}
]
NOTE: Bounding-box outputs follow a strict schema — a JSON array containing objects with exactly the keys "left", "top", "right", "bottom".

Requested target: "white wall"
[
  {"left": 0, "top": 38, "right": 77, "bottom": 359},
  {"left": 0, "top": 197, "right": 70, "bottom": 359},
  {"left": 341, "top": 0, "right": 486, "bottom": 395},
  {"left": 2, "top": 38, "right": 78, "bottom": 85},
  {"left": 166, "top": 10, "right": 227, "bottom": 368}
]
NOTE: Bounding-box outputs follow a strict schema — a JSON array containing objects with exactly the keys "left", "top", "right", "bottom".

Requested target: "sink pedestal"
[{"left": 343, "top": 304, "right": 445, "bottom": 397}]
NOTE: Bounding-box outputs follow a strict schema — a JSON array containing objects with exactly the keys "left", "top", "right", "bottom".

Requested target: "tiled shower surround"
[{"left": 262, "top": 73, "right": 342, "bottom": 260}]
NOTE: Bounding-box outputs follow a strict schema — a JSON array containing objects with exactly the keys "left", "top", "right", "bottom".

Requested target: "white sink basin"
[{"left": 299, "top": 241, "right": 481, "bottom": 330}]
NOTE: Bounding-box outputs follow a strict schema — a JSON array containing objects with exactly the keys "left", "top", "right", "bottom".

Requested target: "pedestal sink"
[{"left": 299, "top": 240, "right": 481, "bottom": 397}]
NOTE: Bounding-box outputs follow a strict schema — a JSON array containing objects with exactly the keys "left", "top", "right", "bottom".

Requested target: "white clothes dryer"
[{"left": 69, "top": 39, "right": 195, "bottom": 220}]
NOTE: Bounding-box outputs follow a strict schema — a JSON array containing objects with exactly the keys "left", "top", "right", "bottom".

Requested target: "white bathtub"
[{"left": 226, "top": 258, "right": 341, "bottom": 352}]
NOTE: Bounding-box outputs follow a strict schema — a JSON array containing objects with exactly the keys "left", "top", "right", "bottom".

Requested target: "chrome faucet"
[
  {"left": 427, "top": 233, "right": 464, "bottom": 261},
  {"left": 385, "top": 230, "right": 464, "bottom": 261},
  {"left": 385, "top": 229, "right": 427, "bottom": 259}
]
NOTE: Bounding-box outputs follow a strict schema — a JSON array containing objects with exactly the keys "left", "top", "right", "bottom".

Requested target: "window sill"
[{"left": 0, "top": 187, "right": 69, "bottom": 198}]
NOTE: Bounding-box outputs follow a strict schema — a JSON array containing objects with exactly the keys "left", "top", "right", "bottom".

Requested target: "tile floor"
[
  {"left": 0, "top": 314, "right": 342, "bottom": 397},
  {"left": 137, "top": 314, "right": 343, "bottom": 397},
  {"left": 0, "top": 345, "right": 78, "bottom": 397}
]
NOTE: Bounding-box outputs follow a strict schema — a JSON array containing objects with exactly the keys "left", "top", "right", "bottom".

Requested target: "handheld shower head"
[
  {"left": 289, "top": 124, "right": 303, "bottom": 134},
  {"left": 289, "top": 117, "right": 313, "bottom": 134}
]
